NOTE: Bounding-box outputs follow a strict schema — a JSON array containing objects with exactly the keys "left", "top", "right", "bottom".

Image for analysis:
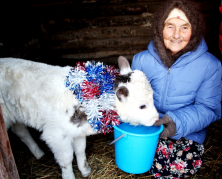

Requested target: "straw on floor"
[{"left": 9, "top": 120, "right": 222, "bottom": 179}]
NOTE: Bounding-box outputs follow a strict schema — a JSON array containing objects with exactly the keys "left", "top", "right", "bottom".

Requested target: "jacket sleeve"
[
  {"left": 166, "top": 59, "right": 221, "bottom": 140},
  {"left": 131, "top": 54, "right": 143, "bottom": 71}
]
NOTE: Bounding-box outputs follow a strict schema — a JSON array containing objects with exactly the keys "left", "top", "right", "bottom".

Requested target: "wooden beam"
[{"left": 0, "top": 106, "right": 20, "bottom": 179}]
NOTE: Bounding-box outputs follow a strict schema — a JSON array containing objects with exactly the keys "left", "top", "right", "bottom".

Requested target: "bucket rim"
[{"left": 114, "top": 123, "right": 163, "bottom": 137}]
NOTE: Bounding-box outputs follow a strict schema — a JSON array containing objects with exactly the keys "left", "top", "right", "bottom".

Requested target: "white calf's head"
[{"left": 114, "top": 56, "right": 159, "bottom": 126}]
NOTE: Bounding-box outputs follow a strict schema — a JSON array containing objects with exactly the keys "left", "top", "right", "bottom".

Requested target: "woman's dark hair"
[{"left": 152, "top": 0, "right": 204, "bottom": 68}]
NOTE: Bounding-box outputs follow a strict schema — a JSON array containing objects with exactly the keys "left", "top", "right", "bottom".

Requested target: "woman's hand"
[{"left": 154, "top": 115, "right": 176, "bottom": 138}]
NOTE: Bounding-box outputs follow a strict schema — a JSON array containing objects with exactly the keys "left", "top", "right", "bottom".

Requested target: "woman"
[{"left": 131, "top": 0, "right": 221, "bottom": 178}]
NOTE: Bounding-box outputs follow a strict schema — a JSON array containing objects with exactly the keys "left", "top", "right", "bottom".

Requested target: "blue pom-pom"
[{"left": 65, "top": 61, "right": 120, "bottom": 134}]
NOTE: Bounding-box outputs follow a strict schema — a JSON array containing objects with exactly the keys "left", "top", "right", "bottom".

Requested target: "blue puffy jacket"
[{"left": 131, "top": 38, "right": 221, "bottom": 144}]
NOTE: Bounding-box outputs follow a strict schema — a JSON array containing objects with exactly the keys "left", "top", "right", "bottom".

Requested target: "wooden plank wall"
[
  {"left": 36, "top": 0, "right": 162, "bottom": 66},
  {"left": 0, "top": 0, "right": 221, "bottom": 66}
]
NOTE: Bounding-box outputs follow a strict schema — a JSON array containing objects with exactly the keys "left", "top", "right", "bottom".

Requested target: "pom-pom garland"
[{"left": 65, "top": 61, "right": 121, "bottom": 134}]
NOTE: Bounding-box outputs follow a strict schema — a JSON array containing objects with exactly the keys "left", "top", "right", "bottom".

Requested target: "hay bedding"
[{"left": 8, "top": 120, "right": 222, "bottom": 179}]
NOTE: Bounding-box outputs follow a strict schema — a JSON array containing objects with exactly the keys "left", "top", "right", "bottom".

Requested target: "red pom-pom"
[
  {"left": 105, "top": 65, "right": 120, "bottom": 77},
  {"left": 76, "top": 62, "right": 86, "bottom": 71},
  {"left": 81, "top": 80, "right": 101, "bottom": 99},
  {"left": 100, "top": 110, "right": 121, "bottom": 126}
]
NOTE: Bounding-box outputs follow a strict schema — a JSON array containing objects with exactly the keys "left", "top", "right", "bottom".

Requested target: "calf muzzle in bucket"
[{"left": 113, "top": 123, "right": 163, "bottom": 174}]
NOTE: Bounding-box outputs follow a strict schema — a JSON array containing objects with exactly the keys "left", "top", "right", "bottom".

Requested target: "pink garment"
[{"left": 219, "top": 0, "right": 222, "bottom": 54}]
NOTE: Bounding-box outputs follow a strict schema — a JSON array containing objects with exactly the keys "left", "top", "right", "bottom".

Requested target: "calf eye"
[{"left": 140, "top": 105, "right": 146, "bottom": 109}]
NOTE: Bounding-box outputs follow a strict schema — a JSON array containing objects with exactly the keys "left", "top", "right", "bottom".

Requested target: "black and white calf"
[{"left": 0, "top": 56, "right": 159, "bottom": 179}]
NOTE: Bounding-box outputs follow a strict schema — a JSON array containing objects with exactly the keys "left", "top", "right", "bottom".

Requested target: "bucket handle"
[{"left": 109, "top": 134, "right": 125, "bottom": 145}]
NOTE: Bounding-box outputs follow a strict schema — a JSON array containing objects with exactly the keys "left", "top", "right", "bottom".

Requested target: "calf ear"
[
  {"left": 118, "top": 56, "right": 132, "bottom": 75},
  {"left": 116, "top": 86, "right": 129, "bottom": 102}
]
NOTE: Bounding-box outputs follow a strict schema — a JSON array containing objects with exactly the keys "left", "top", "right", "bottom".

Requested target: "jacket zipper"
[{"left": 161, "top": 68, "right": 171, "bottom": 112}]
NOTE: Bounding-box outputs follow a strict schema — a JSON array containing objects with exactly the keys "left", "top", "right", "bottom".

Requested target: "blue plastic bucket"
[{"left": 114, "top": 123, "right": 163, "bottom": 174}]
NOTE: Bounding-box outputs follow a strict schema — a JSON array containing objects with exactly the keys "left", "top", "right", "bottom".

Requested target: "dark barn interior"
[
  {"left": 1, "top": 0, "right": 222, "bottom": 66},
  {"left": 0, "top": 0, "right": 222, "bottom": 179}
]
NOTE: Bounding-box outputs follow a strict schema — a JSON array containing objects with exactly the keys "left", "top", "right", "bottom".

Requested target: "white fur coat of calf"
[{"left": 0, "top": 56, "right": 158, "bottom": 179}]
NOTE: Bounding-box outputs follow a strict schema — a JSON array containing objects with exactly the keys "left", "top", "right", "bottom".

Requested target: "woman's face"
[{"left": 163, "top": 18, "right": 192, "bottom": 55}]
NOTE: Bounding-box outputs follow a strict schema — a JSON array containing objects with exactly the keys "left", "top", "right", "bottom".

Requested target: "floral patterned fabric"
[{"left": 150, "top": 138, "right": 204, "bottom": 179}]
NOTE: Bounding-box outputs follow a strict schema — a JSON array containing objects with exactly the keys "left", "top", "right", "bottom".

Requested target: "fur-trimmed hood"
[
  {"left": 151, "top": 0, "right": 204, "bottom": 68},
  {"left": 148, "top": 38, "right": 208, "bottom": 68}
]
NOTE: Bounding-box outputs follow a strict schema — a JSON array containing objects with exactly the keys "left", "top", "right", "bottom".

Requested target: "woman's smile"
[{"left": 163, "top": 18, "right": 192, "bottom": 55}]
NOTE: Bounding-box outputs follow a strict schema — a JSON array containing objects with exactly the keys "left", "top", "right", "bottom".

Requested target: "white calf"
[{"left": 0, "top": 56, "right": 158, "bottom": 179}]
